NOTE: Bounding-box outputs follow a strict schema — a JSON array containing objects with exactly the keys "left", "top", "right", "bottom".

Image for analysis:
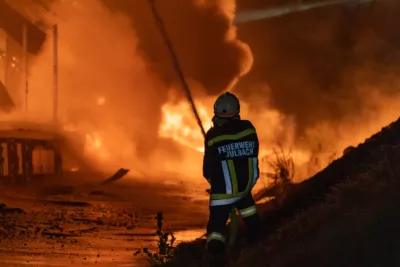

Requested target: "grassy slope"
[
  {"left": 164, "top": 117, "right": 400, "bottom": 267},
  {"left": 239, "top": 145, "right": 400, "bottom": 267}
]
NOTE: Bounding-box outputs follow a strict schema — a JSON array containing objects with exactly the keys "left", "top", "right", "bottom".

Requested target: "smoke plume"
[
  {"left": 230, "top": 0, "right": 400, "bottom": 178},
  {"left": 19, "top": 0, "right": 171, "bottom": 175},
  {"left": 6, "top": 0, "right": 253, "bottom": 180},
  {"left": 7, "top": 0, "right": 400, "bottom": 182},
  {"left": 103, "top": 0, "right": 252, "bottom": 94}
]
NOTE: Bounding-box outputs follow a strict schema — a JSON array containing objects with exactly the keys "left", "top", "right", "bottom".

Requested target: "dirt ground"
[{"left": 0, "top": 174, "right": 209, "bottom": 267}]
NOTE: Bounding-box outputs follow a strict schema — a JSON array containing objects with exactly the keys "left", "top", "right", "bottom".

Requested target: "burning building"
[
  {"left": 0, "top": 0, "right": 48, "bottom": 110},
  {"left": 0, "top": 0, "right": 62, "bottom": 183}
]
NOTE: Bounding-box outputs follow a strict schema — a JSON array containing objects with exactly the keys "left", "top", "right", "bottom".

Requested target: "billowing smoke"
[
  {"left": 7, "top": 0, "right": 253, "bottom": 180},
  {"left": 231, "top": 0, "right": 400, "bottom": 178},
  {"left": 236, "top": 0, "right": 399, "bottom": 126},
  {"left": 103, "top": 0, "right": 253, "bottom": 94},
  {"left": 7, "top": 0, "right": 400, "bottom": 183},
  {"left": 19, "top": 0, "right": 172, "bottom": 175}
]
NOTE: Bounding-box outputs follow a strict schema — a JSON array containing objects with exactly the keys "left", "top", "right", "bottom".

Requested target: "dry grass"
[
  {"left": 255, "top": 146, "right": 295, "bottom": 202},
  {"left": 265, "top": 146, "right": 295, "bottom": 185},
  {"left": 259, "top": 146, "right": 295, "bottom": 189},
  {"left": 237, "top": 145, "right": 400, "bottom": 267}
]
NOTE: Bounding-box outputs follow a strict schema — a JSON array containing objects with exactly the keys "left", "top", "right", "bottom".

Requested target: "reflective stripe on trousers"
[
  {"left": 239, "top": 205, "right": 257, "bottom": 218},
  {"left": 207, "top": 232, "right": 226, "bottom": 243},
  {"left": 210, "top": 157, "right": 259, "bottom": 206}
]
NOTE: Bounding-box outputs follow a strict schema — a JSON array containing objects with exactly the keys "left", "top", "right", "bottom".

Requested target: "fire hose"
[{"left": 147, "top": 0, "right": 238, "bottom": 250}]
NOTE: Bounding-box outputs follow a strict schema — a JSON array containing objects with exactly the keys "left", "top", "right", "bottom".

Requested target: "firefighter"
[{"left": 203, "top": 92, "right": 262, "bottom": 255}]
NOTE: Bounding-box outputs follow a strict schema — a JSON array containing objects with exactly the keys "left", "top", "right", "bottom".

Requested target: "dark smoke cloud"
[
  {"left": 234, "top": 0, "right": 400, "bottom": 136},
  {"left": 103, "top": 0, "right": 249, "bottom": 95},
  {"left": 103, "top": 0, "right": 400, "bottom": 143},
  {"left": 237, "top": 0, "right": 296, "bottom": 10}
]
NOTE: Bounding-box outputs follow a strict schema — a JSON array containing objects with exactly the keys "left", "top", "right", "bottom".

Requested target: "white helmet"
[{"left": 213, "top": 92, "right": 240, "bottom": 118}]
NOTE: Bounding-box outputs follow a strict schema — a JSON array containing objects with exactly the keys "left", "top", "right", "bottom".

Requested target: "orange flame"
[
  {"left": 3, "top": 0, "right": 398, "bottom": 186},
  {"left": 159, "top": 100, "right": 213, "bottom": 152},
  {"left": 84, "top": 132, "right": 108, "bottom": 159},
  {"left": 157, "top": 96, "right": 318, "bottom": 183}
]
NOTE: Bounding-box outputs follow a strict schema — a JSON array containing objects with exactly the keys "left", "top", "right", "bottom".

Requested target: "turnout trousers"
[{"left": 206, "top": 193, "right": 261, "bottom": 254}]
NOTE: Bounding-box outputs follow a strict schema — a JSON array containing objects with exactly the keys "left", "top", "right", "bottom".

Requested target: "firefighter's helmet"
[{"left": 213, "top": 92, "right": 240, "bottom": 118}]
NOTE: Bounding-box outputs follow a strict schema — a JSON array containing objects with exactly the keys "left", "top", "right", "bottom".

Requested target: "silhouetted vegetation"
[
  {"left": 135, "top": 212, "right": 177, "bottom": 265},
  {"left": 266, "top": 146, "right": 295, "bottom": 186}
]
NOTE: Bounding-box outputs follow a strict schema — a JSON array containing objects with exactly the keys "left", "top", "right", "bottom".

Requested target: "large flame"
[
  {"left": 157, "top": 87, "right": 400, "bottom": 183},
  {"left": 0, "top": 0, "right": 399, "bottom": 186},
  {"left": 157, "top": 95, "right": 313, "bottom": 180},
  {"left": 159, "top": 100, "right": 212, "bottom": 152}
]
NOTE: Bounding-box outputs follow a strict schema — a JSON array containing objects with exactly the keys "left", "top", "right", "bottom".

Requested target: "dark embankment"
[
  {"left": 261, "top": 117, "right": 400, "bottom": 231},
  {"left": 162, "top": 117, "right": 400, "bottom": 267}
]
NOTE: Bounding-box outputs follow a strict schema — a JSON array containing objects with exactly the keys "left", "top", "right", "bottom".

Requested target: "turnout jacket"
[{"left": 203, "top": 119, "right": 260, "bottom": 206}]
